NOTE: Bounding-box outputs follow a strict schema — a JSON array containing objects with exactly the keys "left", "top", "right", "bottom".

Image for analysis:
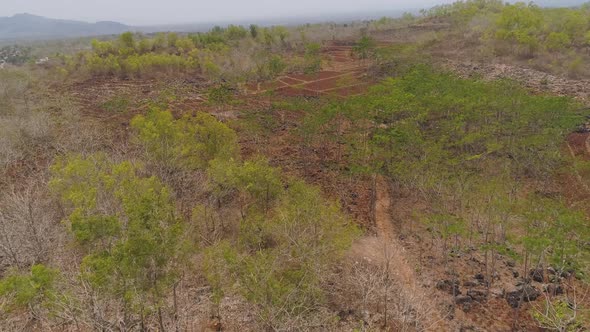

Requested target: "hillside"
[
  {"left": 0, "top": 13, "right": 129, "bottom": 40},
  {"left": 1, "top": 1, "right": 590, "bottom": 331}
]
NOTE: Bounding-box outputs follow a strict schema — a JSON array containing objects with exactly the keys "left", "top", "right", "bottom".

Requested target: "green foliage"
[
  {"left": 249, "top": 24, "right": 259, "bottom": 39},
  {"left": 208, "top": 156, "right": 283, "bottom": 211},
  {"left": 100, "top": 94, "right": 130, "bottom": 113},
  {"left": 545, "top": 32, "right": 571, "bottom": 51},
  {"left": 425, "top": 1, "right": 590, "bottom": 59},
  {"left": 532, "top": 300, "right": 590, "bottom": 332},
  {"left": 424, "top": 0, "right": 504, "bottom": 24},
  {"left": 207, "top": 84, "right": 233, "bottom": 104},
  {"left": 208, "top": 180, "right": 359, "bottom": 328},
  {"left": 130, "top": 108, "right": 238, "bottom": 170},
  {"left": 118, "top": 32, "right": 135, "bottom": 49},
  {"left": 303, "top": 42, "right": 322, "bottom": 74},
  {"left": 353, "top": 35, "right": 377, "bottom": 59},
  {"left": 87, "top": 52, "right": 197, "bottom": 78},
  {"left": 167, "top": 32, "right": 179, "bottom": 48},
  {"left": 0, "top": 265, "right": 58, "bottom": 312},
  {"left": 272, "top": 26, "right": 289, "bottom": 45},
  {"left": 267, "top": 55, "right": 286, "bottom": 77},
  {"left": 339, "top": 66, "right": 581, "bottom": 183},
  {"left": 49, "top": 154, "right": 189, "bottom": 310},
  {"left": 495, "top": 3, "right": 543, "bottom": 56},
  {"left": 519, "top": 196, "right": 590, "bottom": 275},
  {"left": 225, "top": 25, "right": 248, "bottom": 40}
]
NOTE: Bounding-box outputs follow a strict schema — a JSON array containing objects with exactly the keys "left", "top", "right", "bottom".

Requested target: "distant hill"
[{"left": 0, "top": 13, "right": 130, "bottom": 40}]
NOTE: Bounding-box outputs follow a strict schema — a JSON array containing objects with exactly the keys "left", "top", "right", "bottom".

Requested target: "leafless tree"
[{"left": 0, "top": 181, "right": 58, "bottom": 269}]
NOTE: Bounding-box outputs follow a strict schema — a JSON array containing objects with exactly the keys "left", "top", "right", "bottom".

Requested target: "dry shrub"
[
  {"left": 0, "top": 111, "right": 53, "bottom": 170},
  {"left": 0, "top": 180, "right": 60, "bottom": 270},
  {"left": 328, "top": 249, "right": 443, "bottom": 331}
]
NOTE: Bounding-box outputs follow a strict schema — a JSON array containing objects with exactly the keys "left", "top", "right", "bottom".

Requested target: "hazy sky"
[{"left": 0, "top": 0, "right": 458, "bottom": 25}]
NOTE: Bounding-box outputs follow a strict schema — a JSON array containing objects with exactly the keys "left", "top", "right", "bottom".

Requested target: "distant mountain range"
[
  {"left": 0, "top": 13, "right": 130, "bottom": 40},
  {"left": 1, "top": 0, "right": 588, "bottom": 41}
]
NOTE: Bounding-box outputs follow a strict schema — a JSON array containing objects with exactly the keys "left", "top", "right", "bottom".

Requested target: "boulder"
[
  {"left": 529, "top": 268, "right": 545, "bottom": 282},
  {"left": 463, "top": 280, "right": 477, "bottom": 287},
  {"left": 467, "top": 289, "right": 487, "bottom": 302},
  {"left": 505, "top": 284, "right": 540, "bottom": 308},
  {"left": 490, "top": 288, "right": 504, "bottom": 298},
  {"left": 436, "top": 280, "right": 461, "bottom": 295},
  {"left": 543, "top": 284, "right": 564, "bottom": 296},
  {"left": 455, "top": 295, "right": 473, "bottom": 305}
]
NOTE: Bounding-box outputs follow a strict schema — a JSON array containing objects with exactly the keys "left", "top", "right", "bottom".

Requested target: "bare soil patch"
[{"left": 567, "top": 132, "right": 590, "bottom": 159}]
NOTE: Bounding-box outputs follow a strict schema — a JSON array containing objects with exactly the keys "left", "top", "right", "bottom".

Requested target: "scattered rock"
[
  {"left": 521, "top": 284, "right": 541, "bottom": 302},
  {"left": 462, "top": 301, "right": 473, "bottom": 312},
  {"left": 530, "top": 268, "right": 545, "bottom": 282},
  {"left": 506, "top": 284, "right": 541, "bottom": 308},
  {"left": 455, "top": 295, "right": 473, "bottom": 305},
  {"left": 459, "top": 325, "right": 478, "bottom": 332},
  {"left": 490, "top": 288, "right": 504, "bottom": 298},
  {"left": 512, "top": 270, "right": 519, "bottom": 278},
  {"left": 463, "top": 280, "right": 477, "bottom": 287},
  {"left": 543, "top": 284, "right": 564, "bottom": 296},
  {"left": 467, "top": 289, "right": 487, "bottom": 303},
  {"left": 437, "top": 279, "right": 461, "bottom": 295},
  {"left": 337, "top": 309, "right": 355, "bottom": 320},
  {"left": 444, "top": 60, "right": 590, "bottom": 103}
]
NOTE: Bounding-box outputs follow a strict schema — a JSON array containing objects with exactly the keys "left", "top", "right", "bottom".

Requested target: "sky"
[
  {"left": 2, "top": 0, "right": 582, "bottom": 25},
  {"left": 0, "top": 0, "right": 460, "bottom": 25}
]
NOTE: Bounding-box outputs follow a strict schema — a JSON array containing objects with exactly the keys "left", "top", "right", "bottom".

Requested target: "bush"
[{"left": 131, "top": 108, "right": 239, "bottom": 170}]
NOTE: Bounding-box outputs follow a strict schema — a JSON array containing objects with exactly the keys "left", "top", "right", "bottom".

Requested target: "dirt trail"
[
  {"left": 350, "top": 176, "right": 448, "bottom": 330},
  {"left": 373, "top": 176, "right": 414, "bottom": 286},
  {"left": 565, "top": 133, "right": 590, "bottom": 195}
]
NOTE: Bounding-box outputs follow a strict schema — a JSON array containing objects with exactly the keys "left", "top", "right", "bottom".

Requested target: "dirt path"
[{"left": 350, "top": 176, "right": 448, "bottom": 330}]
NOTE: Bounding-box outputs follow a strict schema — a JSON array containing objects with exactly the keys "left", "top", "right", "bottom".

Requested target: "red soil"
[
  {"left": 275, "top": 86, "right": 321, "bottom": 97},
  {"left": 286, "top": 70, "right": 343, "bottom": 82},
  {"left": 324, "top": 83, "right": 370, "bottom": 97},
  {"left": 566, "top": 132, "right": 590, "bottom": 159},
  {"left": 300, "top": 74, "right": 359, "bottom": 91},
  {"left": 278, "top": 76, "right": 305, "bottom": 85}
]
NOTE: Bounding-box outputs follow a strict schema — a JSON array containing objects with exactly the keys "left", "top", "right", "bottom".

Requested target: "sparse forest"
[{"left": 2, "top": 0, "right": 590, "bottom": 331}]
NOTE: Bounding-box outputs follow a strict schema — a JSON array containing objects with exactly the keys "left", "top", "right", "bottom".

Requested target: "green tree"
[
  {"left": 545, "top": 31, "right": 571, "bottom": 51},
  {"left": 118, "top": 31, "right": 136, "bottom": 50},
  {"left": 49, "top": 154, "right": 191, "bottom": 328},
  {"left": 209, "top": 156, "right": 283, "bottom": 213},
  {"left": 130, "top": 108, "right": 239, "bottom": 171},
  {"left": 210, "top": 180, "right": 359, "bottom": 329},
  {"left": 353, "top": 35, "right": 377, "bottom": 60},
  {"left": 249, "top": 24, "right": 259, "bottom": 39},
  {"left": 0, "top": 264, "right": 58, "bottom": 314},
  {"left": 272, "top": 26, "right": 289, "bottom": 46},
  {"left": 495, "top": 3, "right": 543, "bottom": 56},
  {"left": 167, "top": 32, "right": 179, "bottom": 48},
  {"left": 303, "top": 42, "right": 322, "bottom": 74}
]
